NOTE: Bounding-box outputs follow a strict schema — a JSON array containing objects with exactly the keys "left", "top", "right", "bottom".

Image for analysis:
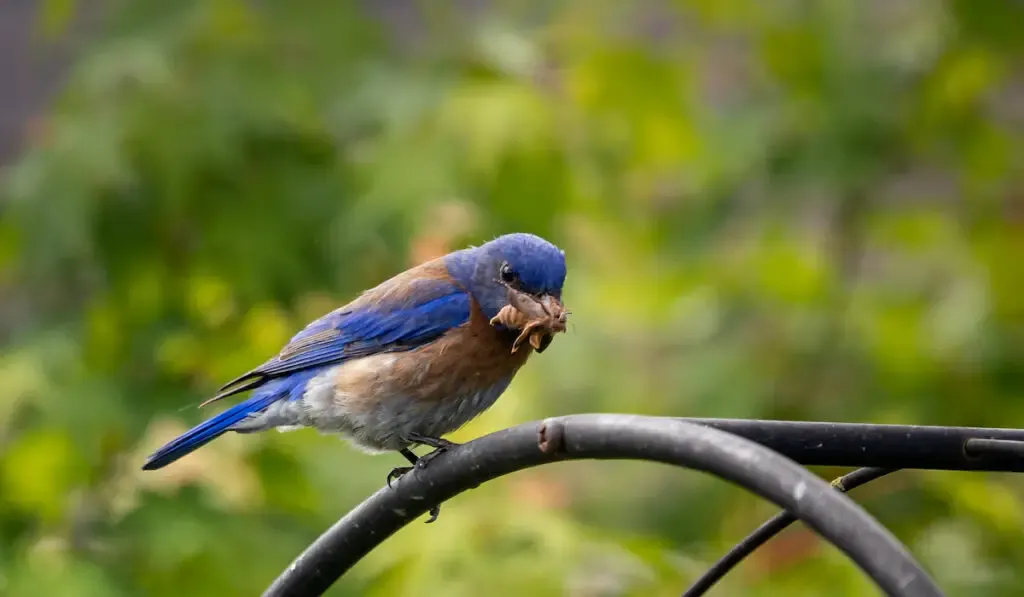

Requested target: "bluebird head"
[{"left": 446, "top": 233, "right": 567, "bottom": 343}]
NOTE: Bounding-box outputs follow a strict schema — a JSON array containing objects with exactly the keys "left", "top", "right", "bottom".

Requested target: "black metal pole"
[
  {"left": 263, "top": 414, "right": 943, "bottom": 597},
  {"left": 681, "top": 418, "right": 1024, "bottom": 472},
  {"left": 682, "top": 467, "right": 896, "bottom": 597}
]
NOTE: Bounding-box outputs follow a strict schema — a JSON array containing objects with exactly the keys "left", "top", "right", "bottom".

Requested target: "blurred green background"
[{"left": 2, "top": 1, "right": 1024, "bottom": 595}]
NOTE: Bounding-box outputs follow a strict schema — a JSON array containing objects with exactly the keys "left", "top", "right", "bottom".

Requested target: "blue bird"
[{"left": 143, "top": 233, "right": 568, "bottom": 521}]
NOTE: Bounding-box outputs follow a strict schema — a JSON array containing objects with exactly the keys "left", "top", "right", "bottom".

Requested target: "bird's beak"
[
  {"left": 537, "top": 294, "right": 567, "bottom": 331},
  {"left": 533, "top": 293, "right": 568, "bottom": 353}
]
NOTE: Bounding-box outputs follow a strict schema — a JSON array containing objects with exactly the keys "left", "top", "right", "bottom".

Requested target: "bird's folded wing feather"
[{"left": 201, "top": 273, "right": 471, "bottom": 407}]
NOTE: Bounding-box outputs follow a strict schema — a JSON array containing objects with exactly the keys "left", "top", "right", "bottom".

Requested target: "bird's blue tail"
[{"left": 142, "top": 392, "right": 281, "bottom": 470}]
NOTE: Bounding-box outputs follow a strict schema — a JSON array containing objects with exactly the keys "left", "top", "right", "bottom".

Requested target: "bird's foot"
[
  {"left": 407, "top": 433, "right": 460, "bottom": 451},
  {"left": 397, "top": 436, "right": 462, "bottom": 523},
  {"left": 407, "top": 434, "right": 459, "bottom": 471}
]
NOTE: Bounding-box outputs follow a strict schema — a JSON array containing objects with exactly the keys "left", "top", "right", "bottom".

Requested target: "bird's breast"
[
  {"left": 307, "top": 306, "right": 527, "bottom": 451},
  {"left": 333, "top": 297, "right": 529, "bottom": 407}
]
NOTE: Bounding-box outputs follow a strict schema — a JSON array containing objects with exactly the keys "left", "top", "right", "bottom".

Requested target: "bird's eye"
[{"left": 499, "top": 262, "right": 518, "bottom": 284}]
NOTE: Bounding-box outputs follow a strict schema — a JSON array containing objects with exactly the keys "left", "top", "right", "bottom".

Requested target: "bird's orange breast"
[{"left": 390, "top": 296, "right": 531, "bottom": 403}]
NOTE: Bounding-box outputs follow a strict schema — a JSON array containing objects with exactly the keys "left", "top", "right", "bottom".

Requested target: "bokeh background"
[{"left": 2, "top": 1, "right": 1024, "bottom": 595}]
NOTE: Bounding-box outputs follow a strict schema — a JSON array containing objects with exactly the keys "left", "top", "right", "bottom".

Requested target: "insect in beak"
[{"left": 489, "top": 286, "right": 569, "bottom": 354}]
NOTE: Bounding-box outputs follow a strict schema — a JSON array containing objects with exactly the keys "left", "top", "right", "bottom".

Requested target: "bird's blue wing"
[
  {"left": 203, "top": 276, "right": 471, "bottom": 406},
  {"left": 142, "top": 269, "right": 472, "bottom": 470}
]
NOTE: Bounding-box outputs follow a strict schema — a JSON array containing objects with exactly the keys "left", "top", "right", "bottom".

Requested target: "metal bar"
[
  {"left": 681, "top": 467, "right": 896, "bottom": 597},
  {"left": 263, "top": 415, "right": 944, "bottom": 597},
  {"left": 682, "top": 418, "right": 1024, "bottom": 472},
  {"left": 964, "top": 438, "right": 1024, "bottom": 459}
]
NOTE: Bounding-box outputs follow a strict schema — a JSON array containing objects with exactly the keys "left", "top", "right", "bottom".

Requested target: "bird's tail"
[{"left": 142, "top": 392, "right": 280, "bottom": 470}]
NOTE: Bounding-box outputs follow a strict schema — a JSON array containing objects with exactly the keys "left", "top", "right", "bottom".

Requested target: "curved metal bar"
[
  {"left": 263, "top": 414, "right": 943, "bottom": 597},
  {"left": 681, "top": 467, "right": 896, "bottom": 597}
]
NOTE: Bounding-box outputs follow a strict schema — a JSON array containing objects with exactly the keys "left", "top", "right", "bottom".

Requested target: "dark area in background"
[{"left": 0, "top": 0, "right": 87, "bottom": 165}]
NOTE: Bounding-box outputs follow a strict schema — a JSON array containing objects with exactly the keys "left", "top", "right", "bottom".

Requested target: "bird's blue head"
[{"left": 446, "top": 232, "right": 567, "bottom": 323}]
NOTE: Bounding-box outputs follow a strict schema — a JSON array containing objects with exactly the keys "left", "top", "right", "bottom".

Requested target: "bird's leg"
[{"left": 386, "top": 448, "right": 418, "bottom": 488}]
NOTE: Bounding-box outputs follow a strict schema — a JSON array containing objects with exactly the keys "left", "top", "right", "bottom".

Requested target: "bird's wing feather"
[{"left": 202, "top": 271, "right": 470, "bottom": 407}]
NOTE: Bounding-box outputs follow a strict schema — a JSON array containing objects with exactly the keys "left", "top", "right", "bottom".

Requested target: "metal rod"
[
  {"left": 263, "top": 415, "right": 943, "bottom": 597},
  {"left": 963, "top": 438, "right": 1024, "bottom": 459},
  {"left": 681, "top": 467, "right": 896, "bottom": 597},
  {"left": 681, "top": 418, "right": 1024, "bottom": 472}
]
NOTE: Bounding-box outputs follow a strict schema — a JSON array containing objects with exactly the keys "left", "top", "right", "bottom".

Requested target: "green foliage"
[{"left": 3, "top": 1, "right": 1024, "bottom": 595}]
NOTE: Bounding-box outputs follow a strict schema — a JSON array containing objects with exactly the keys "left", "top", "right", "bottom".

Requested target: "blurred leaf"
[{"left": 1, "top": 429, "right": 86, "bottom": 522}]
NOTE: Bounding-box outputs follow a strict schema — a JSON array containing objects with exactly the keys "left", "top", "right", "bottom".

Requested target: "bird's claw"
[
  {"left": 414, "top": 446, "right": 445, "bottom": 469},
  {"left": 387, "top": 466, "right": 413, "bottom": 488},
  {"left": 425, "top": 504, "right": 441, "bottom": 524}
]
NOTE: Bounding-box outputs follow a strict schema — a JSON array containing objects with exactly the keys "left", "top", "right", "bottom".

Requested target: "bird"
[{"left": 142, "top": 232, "right": 568, "bottom": 522}]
